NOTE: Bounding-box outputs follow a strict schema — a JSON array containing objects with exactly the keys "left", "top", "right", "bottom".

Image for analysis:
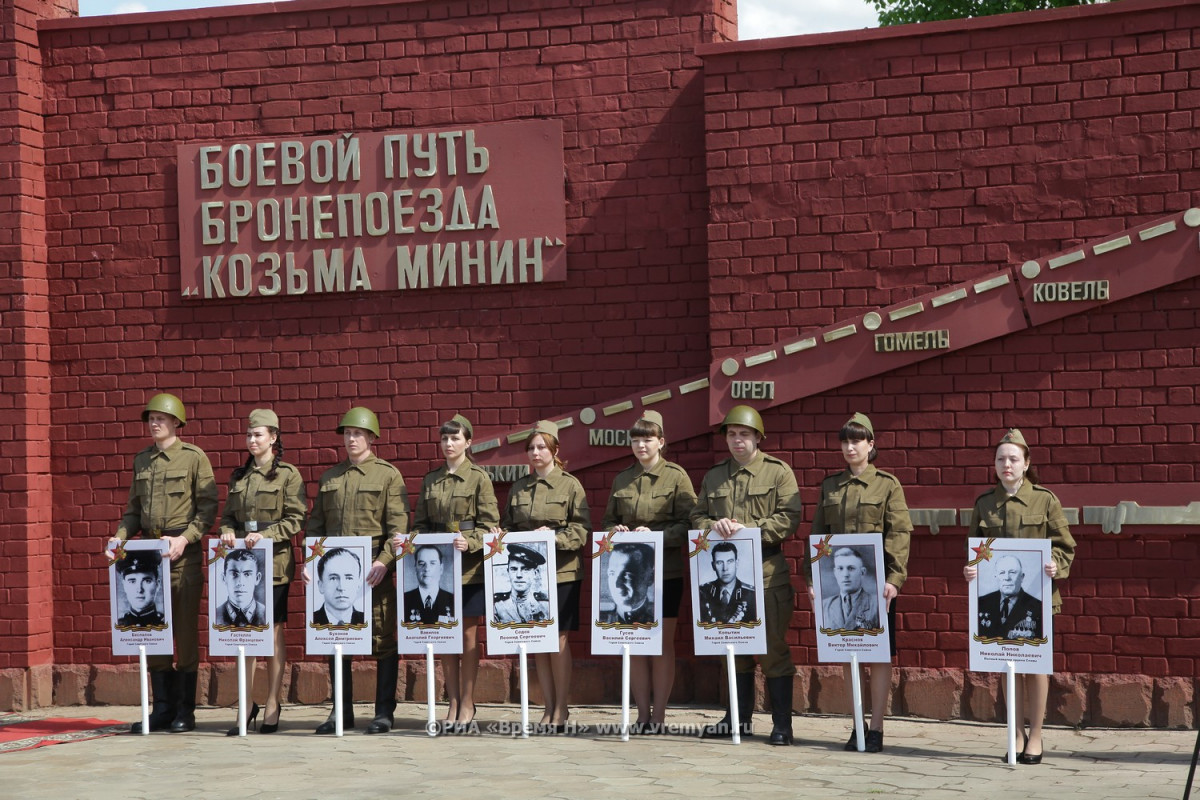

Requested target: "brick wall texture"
[{"left": 1, "top": 0, "right": 1197, "bottom": 722}]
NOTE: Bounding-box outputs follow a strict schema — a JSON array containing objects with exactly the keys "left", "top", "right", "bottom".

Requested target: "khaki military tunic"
[
  {"left": 691, "top": 449, "right": 802, "bottom": 678},
  {"left": 114, "top": 439, "right": 218, "bottom": 673},
  {"left": 810, "top": 465, "right": 913, "bottom": 589},
  {"left": 501, "top": 468, "right": 591, "bottom": 583},
  {"left": 413, "top": 462, "right": 500, "bottom": 585},
  {"left": 219, "top": 461, "right": 307, "bottom": 584},
  {"left": 968, "top": 481, "right": 1076, "bottom": 612},
  {"left": 601, "top": 458, "right": 696, "bottom": 582},
  {"left": 307, "top": 454, "right": 410, "bottom": 656}
]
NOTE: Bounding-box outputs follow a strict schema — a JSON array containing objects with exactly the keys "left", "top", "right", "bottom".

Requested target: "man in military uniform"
[
  {"left": 599, "top": 543, "right": 655, "bottom": 624},
  {"left": 697, "top": 541, "right": 757, "bottom": 624},
  {"left": 306, "top": 407, "right": 410, "bottom": 735},
  {"left": 106, "top": 392, "right": 217, "bottom": 733},
  {"left": 213, "top": 548, "right": 266, "bottom": 628},
  {"left": 115, "top": 551, "right": 166, "bottom": 628},
  {"left": 822, "top": 547, "right": 880, "bottom": 630},
  {"left": 977, "top": 554, "right": 1043, "bottom": 640},
  {"left": 402, "top": 545, "right": 455, "bottom": 625},
  {"left": 492, "top": 543, "right": 550, "bottom": 623},
  {"left": 691, "top": 405, "right": 803, "bottom": 746}
]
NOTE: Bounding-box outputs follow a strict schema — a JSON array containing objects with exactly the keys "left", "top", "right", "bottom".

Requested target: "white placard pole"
[
  {"left": 851, "top": 653, "right": 865, "bottom": 752},
  {"left": 1006, "top": 661, "right": 1018, "bottom": 765},
  {"left": 138, "top": 646, "right": 149, "bottom": 736},
  {"left": 426, "top": 644, "right": 437, "bottom": 736},
  {"left": 334, "top": 645, "right": 345, "bottom": 738},
  {"left": 518, "top": 643, "right": 530, "bottom": 739},
  {"left": 236, "top": 646, "right": 248, "bottom": 737},
  {"left": 726, "top": 644, "right": 741, "bottom": 746},
  {"left": 621, "top": 644, "right": 631, "bottom": 741}
]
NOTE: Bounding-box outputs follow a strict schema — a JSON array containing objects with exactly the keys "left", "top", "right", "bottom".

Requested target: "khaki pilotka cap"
[
  {"left": 450, "top": 413, "right": 473, "bottom": 439},
  {"left": 846, "top": 412, "right": 874, "bottom": 438},
  {"left": 248, "top": 408, "right": 279, "bottom": 429},
  {"left": 998, "top": 428, "right": 1028, "bottom": 448},
  {"left": 638, "top": 409, "right": 664, "bottom": 433},
  {"left": 533, "top": 420, "right": 560, "bottom": 440}
]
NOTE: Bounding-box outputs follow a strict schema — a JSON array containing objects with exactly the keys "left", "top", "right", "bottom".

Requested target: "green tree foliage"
[{"left": 870, "top": 0, "right": 1111, "bottom": 27}]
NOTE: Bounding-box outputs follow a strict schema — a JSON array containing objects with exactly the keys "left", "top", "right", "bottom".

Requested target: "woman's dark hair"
[
  {"left": 232, "top": 429, "right": 282, "bottom": 483},
  {"left": 439, "top": 419, "right": 474, "bottom": 462},
  {"left": 838, "top": 420, "right": 878, "bottom": 463},
  {"left": 629, "top": 419, "right": 664, "bottom": 440}
]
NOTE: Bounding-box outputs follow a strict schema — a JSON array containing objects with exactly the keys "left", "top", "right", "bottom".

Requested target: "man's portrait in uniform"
[
  {"left": 115, "top": 550, "right": 167, "bottom": 629},
  {"left": 698, "top": 541, "right": 757, "bottom": 624},
  {"left": 977, "top": 553, "right": 1043, "bottom": 640},
  {"left": 213, "top": 548, "right": 267, "bottom": 629},
  {"left": 819, "top": 546, "right": 880, "bottom": 630},
  {"left": 402, "top": 544, "right": 456, "bottom": 626},
  {"left": 598, "top": 542, "right": 655, "bottom": 624},
  {"left": 311, "top": 546, "right": 367, "bottom": 627},
  {"left": 492, "top": 542, "right": 551, "bottom": 624}
]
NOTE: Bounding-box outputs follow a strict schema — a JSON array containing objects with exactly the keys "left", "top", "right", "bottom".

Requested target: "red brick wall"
[
  {"left": 35, "top": 0, "right": 728, "bottom": 667},
  {"left": 700, "top": 0, "right": 1200, "bottom": 681}
]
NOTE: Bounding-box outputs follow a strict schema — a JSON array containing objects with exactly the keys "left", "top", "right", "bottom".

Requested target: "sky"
[{"left": 77, "top": 0, "right": 881, "bottom": 40}]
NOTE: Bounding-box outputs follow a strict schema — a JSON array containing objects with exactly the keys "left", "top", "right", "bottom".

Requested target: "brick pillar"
[{"left": 0, "top": 0, "right": 76, "bottom": 707}]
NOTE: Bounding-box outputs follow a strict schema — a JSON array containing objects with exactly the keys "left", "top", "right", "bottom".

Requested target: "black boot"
[
  {"left": 131, "top": 670, "right": 176, "bottom": 734},
  {"left": 701, "top": 672, "right": 755, "bottom": 739},
  {"left": 766, "top": 675, "right": 794, "bottom": 746},
  {"left": 315, "top": 656, "right": 355, "bottom": 735},
  {"left": 366, "top": 654, "right": 399, "bottom": 734},
  {"left": 169, "top": 671, "right": 198, "bottom": 732}
]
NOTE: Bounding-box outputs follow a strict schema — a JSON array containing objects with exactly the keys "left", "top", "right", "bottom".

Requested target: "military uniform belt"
[
  {"left": 440, "top": 520, "right": 474, "bottom": 533},
  {"left": 145, "top": 526, "right": 189, "bottom": 538},
  {"left": 762, "top": 543, "right": 782, "bottom": 558},
  {"left": 239, "top": 521, "right": 280, "bottom": 533}
]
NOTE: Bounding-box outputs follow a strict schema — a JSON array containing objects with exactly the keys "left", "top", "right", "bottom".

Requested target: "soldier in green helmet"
[
  {"left": 690, "top": 404, "right": 803, "bottom": 746},
  {"left": 306, "top": 406, "right": 410, "bottom": 735},
  {"left": 107, "top": 392, "right": 218, "bottom": 733}
]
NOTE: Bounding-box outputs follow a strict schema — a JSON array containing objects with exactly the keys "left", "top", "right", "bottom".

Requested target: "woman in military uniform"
[
  {"left": 407, "top": 413, "right": 499, "bottom": 729},
  {"left": 600, "top": 410, "right": 696, "bottom": 733},
  {"left": 493, "top": 420, "right": 590, "bottom": 731},
  {"left": 810, "top": 412, "right": 912, "bottom": 754},
  {"left": 218, "top": 409, "right": 307, "bottom": 734},
  {"left": 963, "top": 428, "right": 1076, "bottom": 765}
]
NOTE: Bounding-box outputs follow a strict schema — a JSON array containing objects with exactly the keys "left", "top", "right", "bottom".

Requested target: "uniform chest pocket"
[
  {"left": 856, "top": 497, "right": 885, "bottom": 530},
  {"left": 706, "top": 486, "right": 733, "bottom": 518},
  {"left": 649, "top": 486, "right": 676, "bottom": 518},
  {"left": 1019, "top": 514, "right": 1046, "bottom": 534},
  {"left": 539, "top": 495, "right": 569, "bottom": 526},
  {"left": 746, "top": 483, "right": 775, "bottom": 513},
  {"left": 977, "top": 512, "right": 1004, "bottom": 534},
  {"left": 355, "top": 484, "right": 383, "bottom": 513},
  {"left": 257, "top": 484, "right": 283, "bottom": 515},
  {"left": 164, "top": 470, "right": 189, "bottom": 496},
  {"left": 450, "top": 488, "right": 474, "bottom": 519},
  {"left": 610, "top": 487, "right": 638, "bottom": 517},
  {"left": 134, "top": 469, "right": 154, "bottom": 498}
]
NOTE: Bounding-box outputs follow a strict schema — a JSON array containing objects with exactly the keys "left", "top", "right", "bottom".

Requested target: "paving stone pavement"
[{"left": 2, "top": 704, "right": 1194, "bottom": 800}]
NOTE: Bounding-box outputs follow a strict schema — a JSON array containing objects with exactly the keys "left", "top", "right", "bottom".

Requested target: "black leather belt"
[
  {"left": 442, "top": 520, "right": 475, "bottom": 533},
  {"left": 146, "top": 526, "right": 188, "bottom": 538},
  {"left": 762, "top": 543, "right": 782, "bottom": 558}
]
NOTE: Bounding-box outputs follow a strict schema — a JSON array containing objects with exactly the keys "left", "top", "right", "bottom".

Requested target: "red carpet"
[{"left": 0, "top": 714, "right": 126, "bottom": 753}]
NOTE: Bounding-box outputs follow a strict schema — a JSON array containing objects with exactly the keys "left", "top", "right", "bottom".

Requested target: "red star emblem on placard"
[
  {"left": 484, "top": 532, "right": 506, "bottom": 561},
  {"left": 205, "top": 542, "right": 229, "bottom": 566},
  {"left": 395, "top": 533, "right": 418, "bottom": 559},
  {"left": 688, "top": 530, "right": 711, "bottom": 558},
  {"left": 967, "top": 538, "right": 996, "bottom": 566},
  {"left": 811, "top": 534, "right": 835, "bottom": 562},
  {"left": 305, "top": 537, "right": 327, "bottom": 563},
  {"left": 590, "top": 532, "right": 615, "bottom": 559},
  {"left": 110, "top": 544, "right": 128, "bottom": 562}
]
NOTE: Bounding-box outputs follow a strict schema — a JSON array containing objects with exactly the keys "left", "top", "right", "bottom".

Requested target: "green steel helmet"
[
  {"left": 720, "top": 404, "right": 764, "bottom": 436},
  {"left": 142, "top": 392, "right": 187, "bottom": 427},
  {"left": 337, "top": 407, "right": 380, "bottom": 437}
]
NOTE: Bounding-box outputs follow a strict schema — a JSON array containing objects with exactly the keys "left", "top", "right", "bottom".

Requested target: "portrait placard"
[
  {"left": 590, "top": 530, "right": 663, "bottom": 656},
  {"left": 809, "top": 533, "right": 891, "bottom": 664},
  {"left": 109, "top": 540, "right": 173, "bottom": 656},
  {"left": 207, "top": 538, "right": 273, "bottom": 657},
  {"left": 968, "top": 537, "right": 1053, "bottom": 675},
  {"left": 482, "top": 530, "right": 559, "bottom": 655},
  {"left": 688, "top": 528, "right": 767, "bottom": 656},
  {"left": 304, "top": 536, "right": 373, "bottom": 656},
  {"left": 395, "top": 533, "right": 463, "bottom": 655}
]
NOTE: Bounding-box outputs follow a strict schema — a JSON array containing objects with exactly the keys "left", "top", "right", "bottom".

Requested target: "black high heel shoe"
[
  {"left": 259, "top": 705, "right": 281, "bottom": 735},
  {"left": 226, "top": 703, "right": 260, "bottom": 736}
]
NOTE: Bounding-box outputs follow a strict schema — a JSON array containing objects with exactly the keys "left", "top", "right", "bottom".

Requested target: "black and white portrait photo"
[
  {"left": 976, "top": 552, "right": 1044, "bottom": 641},
  {"left": 114, "top": 550, "right": 167, "bottom": 629},
  {"left": 491, "top": 542, "right": 551, "bottom": 625},
  {"left": 402, "top": 544, "right": 456, "bottom": 626},
  {"left": 598, "top": 542, "right": 656, "bottom": 625},
  {"left": 967, "top": 537, "right": 1053, "bottom": 675},
  {"left": 483, "top": 530, "right": 560, "bottom": 656},
  {"left": 311, "top": 546, "right": 368, "bottom": 627},
  {"left": 818, "top": 545, "right": 881, "bottom": 631},
  {"left": 213, "top": 548, "right": 268, "bottom": 629},
  {"left": 697, "top": 540, "right": 758, "bottom": 625}
]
